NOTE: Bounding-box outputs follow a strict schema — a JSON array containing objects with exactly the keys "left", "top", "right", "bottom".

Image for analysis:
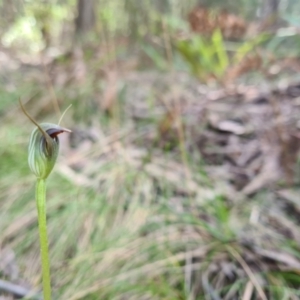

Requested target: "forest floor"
[{"left": 1, "top": 46, "right": 300, "bottom": 299}]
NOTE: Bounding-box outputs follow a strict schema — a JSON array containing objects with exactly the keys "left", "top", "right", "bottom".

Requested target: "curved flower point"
[{"left": 28, "top": 123, "right": 71, "bottom": 179}]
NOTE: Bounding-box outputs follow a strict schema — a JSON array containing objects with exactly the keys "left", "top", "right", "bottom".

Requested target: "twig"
[
  {"left": 0, "top": 279, "right": 41, "bottom": 300},
  {"left": 227, "top": 246, "right": 267, "bottom": 300}
]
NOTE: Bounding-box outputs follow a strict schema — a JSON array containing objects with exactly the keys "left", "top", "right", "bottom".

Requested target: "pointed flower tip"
[
  {"left": 62, "top": 127, "right": 72, "bottom": 133},
  {"left": 28, "top": 123, "right": 71, "bottom": 179}
]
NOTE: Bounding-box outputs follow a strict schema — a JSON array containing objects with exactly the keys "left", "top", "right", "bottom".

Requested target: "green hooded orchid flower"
[
  {"left": 28, "top": 123, "right": 71, "bottom": 179},
  {"left": 20, "top": 99, "right": 71, "bottom": 300}
]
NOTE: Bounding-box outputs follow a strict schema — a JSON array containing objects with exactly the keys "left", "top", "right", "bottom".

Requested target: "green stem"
[{"left": 36, "top": 178, "right": 52, "bottom": 300}]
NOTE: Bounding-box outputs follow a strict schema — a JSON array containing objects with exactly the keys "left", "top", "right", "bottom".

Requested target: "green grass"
[{"left": 1, "top": 74, "right": 300, "bottom": 300}]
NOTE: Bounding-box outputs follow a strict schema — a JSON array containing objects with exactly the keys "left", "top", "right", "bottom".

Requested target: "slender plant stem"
[{"left": 36, "top": 178, "right": 52, "bottom": 300}]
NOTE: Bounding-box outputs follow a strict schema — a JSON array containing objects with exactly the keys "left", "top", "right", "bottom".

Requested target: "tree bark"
[
  {"left": 260, "top": 0, "right": 280, "bottom": 27},
  {"left": 75, "top": 0, "right": 95, "bottom": 34},
  {"left": 262, "top": 0, "right": 279, "bottom": 16}
]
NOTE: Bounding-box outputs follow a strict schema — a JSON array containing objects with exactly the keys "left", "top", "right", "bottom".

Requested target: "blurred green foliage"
[
  {"left": 176, "top": 30, "right": 229, "bottom": 81},
  {"left": 1, "top": 0, "right": 300, "bottom": 79}
]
